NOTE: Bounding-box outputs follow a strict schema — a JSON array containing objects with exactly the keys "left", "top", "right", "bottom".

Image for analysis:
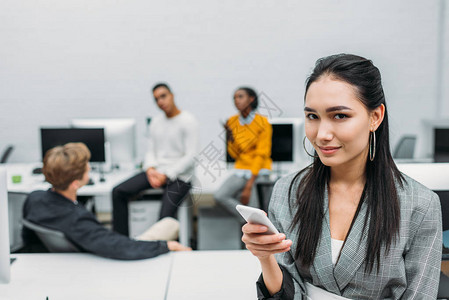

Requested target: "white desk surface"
[
  {"left": 0, "top": 253, "right": 173, "bottom": 300},
  {"left": 5, "top": 163, "right": 138, "bottom": 196},
  {"left": 1, "top": 251, "right": 261, "bottom": 300},
  {"left": 166, "top": 250, "right": 261, "bottom": 300},
  {"left": 396, "top": 162, "right": 449, "bottom": 191}
]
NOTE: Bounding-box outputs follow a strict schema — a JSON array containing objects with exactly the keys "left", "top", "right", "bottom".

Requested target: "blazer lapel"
[
  {"left": 333, "top": 196, "right": 370, "bottom": 291},
  {"left": 310, "top": 188, "right": 341, "bottom": 295}
]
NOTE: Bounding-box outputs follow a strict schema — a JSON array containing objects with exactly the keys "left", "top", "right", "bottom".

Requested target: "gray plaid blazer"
[{"left": 269, "top": 172, "right": 442, "bottom": 299}]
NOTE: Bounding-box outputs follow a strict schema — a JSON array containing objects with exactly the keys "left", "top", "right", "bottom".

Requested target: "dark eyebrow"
[
  {"left": 326, "top": 106, "right": 352, "bottom": 113},
  {"left": 304, "top": 106, "right": 352, "bottom": 113},
  {"left": 304, "top": 107, "right": 316, "bottom": 112}
]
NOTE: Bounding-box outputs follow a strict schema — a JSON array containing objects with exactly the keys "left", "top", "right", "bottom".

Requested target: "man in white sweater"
[{"left": 112, "top": 83, "right": 200, "bottom": 236}]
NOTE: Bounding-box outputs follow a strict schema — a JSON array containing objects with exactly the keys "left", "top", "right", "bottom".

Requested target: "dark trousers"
[{"left": 112, "top": 172, "right": 191, "bottom": 236}]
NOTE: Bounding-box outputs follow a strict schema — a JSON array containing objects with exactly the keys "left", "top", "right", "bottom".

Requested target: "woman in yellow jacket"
[{"left": 214, "top": 87, "right": 272, "bottom": 220}]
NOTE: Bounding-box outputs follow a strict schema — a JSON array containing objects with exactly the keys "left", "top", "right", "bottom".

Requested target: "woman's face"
[
  {"left": 304, "top": 76, "right": 378, "bottom": 169},
  {"left": 234, "top": 90, "right": 253, "bottom": 113}
]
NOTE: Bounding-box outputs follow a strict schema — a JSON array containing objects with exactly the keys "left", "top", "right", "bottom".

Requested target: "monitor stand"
[
  {"left": 91, "top": 163, "right": 106, "bottom": 183},
  {"left": 98, "top": 164, "right": 106, "bottom": 182},
  {"left": 274, "top": 162, "right": 283, "bottom": 179}
]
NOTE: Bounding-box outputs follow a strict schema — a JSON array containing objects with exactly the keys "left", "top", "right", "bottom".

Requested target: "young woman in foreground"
[{"left": 242, "top": 54, "right": 442, "bottom": 299}]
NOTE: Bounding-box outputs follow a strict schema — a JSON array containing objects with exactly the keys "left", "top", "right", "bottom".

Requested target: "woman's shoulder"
[
  {"left": 226, "top": 114, "right": 240, "bottom": 125},
  {"left": 270, "top": 168, "right": 310, "bottom": 206},
  {"left": 254, "top": 113, "right": 270, "bottom": 124},
  {"left": 274, "top": 171, "right": 302, "bottom": 190},
  {"left": 397, "top": 173, "right": 440, "bottom": 214}
]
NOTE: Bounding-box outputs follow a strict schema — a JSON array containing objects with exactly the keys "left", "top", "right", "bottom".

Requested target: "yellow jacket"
[{"left": 227, "top": 113, "right": 272, "bottom": 175}]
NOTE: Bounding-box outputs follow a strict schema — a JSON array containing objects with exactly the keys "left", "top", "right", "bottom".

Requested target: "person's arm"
[
  {"left": 402, "top": 192, "right": 442, "bottom": 298},
  {"left": 144, "top": 120, "right": 165, "bottom": 187},
  {"left": 162, "top": 116, "right": 200, "bottom": 181},
  {"left": 256, "top": 264, "right": 295, "bottom": 300},
  {"left": 243, "top": 223, "right": 290, "bottom": 297},
  {"left": 146, "top": 167, "right": 164, "bottom": 188},
  {"left": 249, "top": 117, "right": 272, "bottom": 176},
  {"left": 240, "top": 174, "right": 257, "bottom": 205},
  {"left": 226, "top": 117, "right": 241, "bottom": 159},
  {"left": 66, "top": 211, "right": 170, "bottom": 260},
  {"left": 244, "top": 179, "right": 306, "bottom": 299},
  {"left": 143, "top": 120, "right": 158, "bottom": 171},
  {"left": 239, "top": 116, "right": 272, "bottom": 176},
  {"left": 240, "top": 118, "right": 272, "bottom": 205}
]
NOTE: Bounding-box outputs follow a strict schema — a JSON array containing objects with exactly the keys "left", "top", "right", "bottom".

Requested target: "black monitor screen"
[
  {"left": 271, "top": 124, "right": 294, "bottom": 162},
  {"left": 226, "top": 123, "right": 294, "bottom": 163},
  {"left": 41, "top": 128, "right": 106, "bottom": 162},
  {"left": 434, "top": 128, "right": 449, "bottom": 163}
]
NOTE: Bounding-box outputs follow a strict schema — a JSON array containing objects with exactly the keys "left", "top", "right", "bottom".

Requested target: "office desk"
[
  {"left": 0, "top": 253, "right": 172, "bottom": 300},
  {"left": 397, "top": 163, "right": 449, "bottom": 191},
  {"left": 5, "top": 163, "right": 137, "bottom": 196},
  {"left": 166, "top": 250, "right": 261, "bottom": 300},
  {"left": 2, "top": 251, "right": 447, "bottom": 299}
]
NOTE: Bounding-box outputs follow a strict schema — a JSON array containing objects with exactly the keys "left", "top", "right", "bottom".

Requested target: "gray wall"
[
  {"left": 441, "top": 0, "right": 449, "bottom": 117},
  {"left": 0, "top": 0, "right": 446, "bottom": 163}
]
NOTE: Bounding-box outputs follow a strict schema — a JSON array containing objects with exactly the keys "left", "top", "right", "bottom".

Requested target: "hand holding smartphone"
[{"left": 236, "top": 205, "right": 279, "bottom": 235}]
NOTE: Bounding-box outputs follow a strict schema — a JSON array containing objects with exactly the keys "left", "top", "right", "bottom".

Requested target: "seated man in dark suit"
[{"left": 22, "top": 142, "right": 190, "bottom": 260}]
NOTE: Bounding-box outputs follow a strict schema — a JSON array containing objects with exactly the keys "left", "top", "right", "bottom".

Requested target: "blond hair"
[{"left": 43, "top": 143, "right": 91, "bottom": 191}]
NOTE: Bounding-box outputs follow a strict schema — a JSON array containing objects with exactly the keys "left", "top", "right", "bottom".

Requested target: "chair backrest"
[
  {"left": 256, "top": 180, "right": 276, "bottom": 212},
  {"left": 22, "top": 219, "right": 80, "bottom": 253},
  {"left": 438, "top": 271, "right": 449, "bottom": 299},
  {"left": 393, "top": 135, "right": 417, "bottom": 159},
  {"left": 0, "top": 145, "right": 14, "bottom": 164}
]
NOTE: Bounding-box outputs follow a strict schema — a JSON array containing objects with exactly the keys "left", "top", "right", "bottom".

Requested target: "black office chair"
[
  {"left": 393, "top": 135, "right": 417, "bottom": 159},
  {"left": 434, "top": 191, "right": 449, "bottom": 299},
  {"left": 0, "top": 145, "right": 14, "bottom": 164},
  {"left": 22, "top": 219, "right": 80, "bottom": 253},
  {"left": 438, "top": 271, "right": 449, "bottom": 299},
  {"left": 256, "top": 179, "right": 277, "bottom": 212}
]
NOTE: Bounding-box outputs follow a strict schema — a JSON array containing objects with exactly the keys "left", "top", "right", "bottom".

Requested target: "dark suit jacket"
[{"left": 22, "top": 189, "right": 169, "bottom": 260}]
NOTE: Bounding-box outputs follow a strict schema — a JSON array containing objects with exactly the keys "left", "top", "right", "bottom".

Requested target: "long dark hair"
[{"left": 289, "top": 54, "right": 404, "bottom": 274}]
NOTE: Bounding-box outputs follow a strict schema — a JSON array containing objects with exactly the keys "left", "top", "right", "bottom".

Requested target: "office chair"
[
  {"left": 438, "top": 271, "right": 449, "bottom": 299},
  {"left": 434, "top": 191, "right": 449, "bottom": 299},
  {"left": 22, "top": 219, "right": 80, "bottom": 253},
  {"left": 0, "top": 145, "right": 14, "bottom": 164},
  {"left": 256, "top": 180, "right": 276, "bottom": 212},
  {"left": 393, "top": 135, "right": 417, "bottom": 159}
]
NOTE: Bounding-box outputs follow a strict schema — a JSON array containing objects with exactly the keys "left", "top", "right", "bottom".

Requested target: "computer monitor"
[
  {"left": 271, "top": 124, "right": 294, "bottom": 162},
  {"left": 40, "top": 128, "right": 106, "bottom": 163},
  {"left": 71, "top": 119, "right": 136, "bottom": 165},
  {"left": 270, "top": 118, "right": 304, "bottom": 164},
  {"left": 226, "top": 118, "right": 303, "bottom": 164},
  {"left": 415, "top": 119, "right": 449, "bottom": 161},
  {"left": 434, "top": 128, "right": 449, "bottom": 163},
  {"left": 0, "top": 167, "right": 10, "bottom": 283}
]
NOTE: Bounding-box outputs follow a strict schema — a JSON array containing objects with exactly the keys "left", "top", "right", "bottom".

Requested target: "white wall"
[
  {"left": 0, "top": 0, "right": 443, "bottom": 169},
  {"left": 441, "top": 0, "right": 449, "bottom": 117}
]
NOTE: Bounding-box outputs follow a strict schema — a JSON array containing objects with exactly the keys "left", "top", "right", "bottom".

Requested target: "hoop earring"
[
  {"left": 369, "top": 130, "right": 376, "bottom": 161},
  {"left": 303, "top": 137, "right": 319, "bottom": 158}
]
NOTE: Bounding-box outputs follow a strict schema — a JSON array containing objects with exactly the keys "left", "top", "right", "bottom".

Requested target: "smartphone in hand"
[{"left": 236, "top": 205, "right": 279, "bottom": 235}]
